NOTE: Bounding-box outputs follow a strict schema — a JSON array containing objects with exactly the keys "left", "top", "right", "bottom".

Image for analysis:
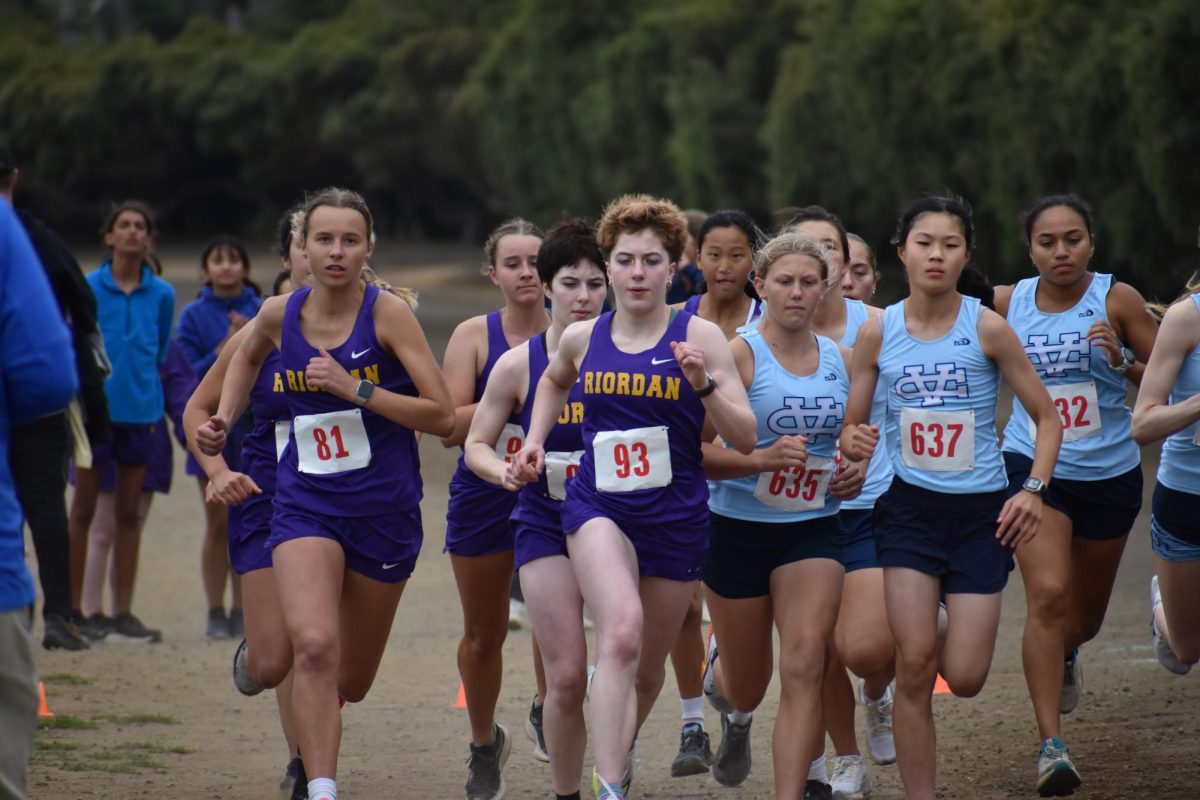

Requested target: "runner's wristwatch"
[
  {"left": 1021, "top": 476, "right": 1047, "bottom": 496},
  {"left": 353, "top": 379, "right": 375, "bottom": 407},
  {"left": 1113, "top": 346, "right": 1135, "bottom": 374}
]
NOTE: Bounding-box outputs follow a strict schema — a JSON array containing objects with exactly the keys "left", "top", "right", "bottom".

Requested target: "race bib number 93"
[{"left": 593, "top": 426, "right": 672, "bottom": 492}]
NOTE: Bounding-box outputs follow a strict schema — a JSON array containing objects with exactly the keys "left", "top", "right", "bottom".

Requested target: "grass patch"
[
  {"left": 94, "top": 713, "right": 178, "bottom": 725},
  {"left": 35, "top": 741, "right": 78, "bottom": 752},
  {"left": 126, "top": 741, "right": 195, "bottom": 755},
  {"left": 41, "top": 673, "right": 95, "bottom": 686},
  {"left": 37, "top": 715, "right": 97, "bottom": 730}
]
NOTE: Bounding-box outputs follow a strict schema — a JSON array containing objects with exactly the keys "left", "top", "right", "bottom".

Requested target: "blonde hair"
[
  {"left": 596, "top": 194, "right": 688, "bottom": 262},
  {"left": 755, "top": 232, "right": 831, "bottom": 280},
  {"left": 361, "top": 265, "right": 417, "bottom": 310},
  {"left": 482, "top": 218, "right": 543, "bottom": 275},
  {"left": 1147, "top": 271, "right": 1200, "bottom": 322}
]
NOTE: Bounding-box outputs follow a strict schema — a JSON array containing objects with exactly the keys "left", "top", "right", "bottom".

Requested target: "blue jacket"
[
  {"left": 175, "top": 285, "right": 261, "bottom": 377},
  {"left": 1, "top": 202, "right": 77, "bottom": 611},
  {"left": 87, "top": 261, "right": 175, "bottom": 425}
]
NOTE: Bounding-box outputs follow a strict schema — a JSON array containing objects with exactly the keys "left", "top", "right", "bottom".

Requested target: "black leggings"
[{"left": 9, "top": 412, "right": 72, "bottom": 619}]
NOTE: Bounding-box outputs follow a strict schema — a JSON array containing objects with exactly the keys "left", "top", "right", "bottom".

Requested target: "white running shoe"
[
  {"left": 859, "top": 680, "right": 896, "bottom": 765},
  {"left": 508, "top": 598, "right": 527, "bottom": 630},
  {"left": 1151, "top": 575, "right": 1191, "bottom": 675},
  {"left": 1036, "top": 737, "right": 1081, "bottom": 797},
  {"left": 702, "top": 628, "right": 734, "bottom": 714},
  {"left": 830, "top": 754, "right": 871, "bottom": 800},
  {"left": 1060, "top": 650, "right": 1081, "bottom": 715}
]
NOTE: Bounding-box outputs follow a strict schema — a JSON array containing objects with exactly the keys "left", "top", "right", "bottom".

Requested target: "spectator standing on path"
[
  {"left": 0, "top": 145, "right": 109, "bottom": 652},
  {"left": 0, "top": 198, "right": 78, "bottom": 800},
  {"left": 69, "top": 200, "right": 174, "bottom": 644}
]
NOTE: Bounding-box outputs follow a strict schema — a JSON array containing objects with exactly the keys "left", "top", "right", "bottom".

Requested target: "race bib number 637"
[{"left": 899, "top": 407, "right": 974, "bottom": 471}]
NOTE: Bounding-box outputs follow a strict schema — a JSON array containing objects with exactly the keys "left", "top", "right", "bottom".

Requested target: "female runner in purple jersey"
[
  {"left": 464, "top": 219, "right": 608, "bottom": 800},
  {"left": 183, "top": 207, "right": 309, "bottom": 796},
  {"left": 197, "top": 188, "right": 453, "bottom": 800},
  {"left": 442, "top": 219, "right": 551, "bottom": 796},
  {"left": 511, "top": 195, "right": 756, "bottom": 800}
]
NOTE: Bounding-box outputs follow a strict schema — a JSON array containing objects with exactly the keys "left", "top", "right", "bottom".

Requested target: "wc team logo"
[
  {"left": 767, "top": 396, "right": 844, "bottom": 440},
  {"left": 894, "top": 363, "right": 969, "bottom": 407},
  {"left": 1024, "top": 332, "right": 1091, "bottom": 377}
]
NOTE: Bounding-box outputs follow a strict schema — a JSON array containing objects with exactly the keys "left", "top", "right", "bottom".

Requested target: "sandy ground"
[{"left": 23, "top": 246, "right": 1200, "bottom": 800}]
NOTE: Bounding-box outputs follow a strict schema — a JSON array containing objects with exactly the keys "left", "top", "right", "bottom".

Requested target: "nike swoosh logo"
[
  {"left": 381, "top": 562, "right": 400, "bottom": 570},
  {"left": 650, "top": 357, "right": 673, "bottom": 365},
  {"left": 351, "top": 349, "right": 371, "bottom": 359}
]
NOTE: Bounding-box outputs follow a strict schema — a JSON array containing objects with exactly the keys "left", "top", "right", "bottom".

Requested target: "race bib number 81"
[
  {"left": 593, "top": 426, "right": 672, "bottom": 492},
  {"left": 900, "top": 407, "right": 974, "bottom": 472},
  {"left": 293, "top": 409, "right": 371, "bottom": 474},
  {"left": 753, "top": 454, "right": 834, "bottom": 511}
]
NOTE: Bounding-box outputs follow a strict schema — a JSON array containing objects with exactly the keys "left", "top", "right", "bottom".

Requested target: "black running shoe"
[
  {"left": 802, "top": 779, "right": 833, "bottom": 800},
  {"left": 80, "top": 613, "right": 112, "bottom": 642},
  {"left": 207, "top": 607, "right": 229, "bottom": 639},
  {"left": 712, "top": 714, "right": 752, "bottom": 787},
  {"left": 109, "top": 612, "right": 162, "bottom": 643},
  {"left": 280, "top": 757, "right": 300, "bottom": 794},
  {"left": 465, "top": 723, "right": 511, "bottom": 800},
  {"left": 670, "top": 722, "right": 713, "bottom": 777},
  {"left": 228, "top": 608, "right": 245, "bottom": 638},
  {"left": 43, "top": 613, "right": 89, "bottom": 651},
  {"left": 288, "top": 753, "right": 308, "bottom": 800},
  {"left": 524, "top": 697, "right": 548, "bottom": 762}
]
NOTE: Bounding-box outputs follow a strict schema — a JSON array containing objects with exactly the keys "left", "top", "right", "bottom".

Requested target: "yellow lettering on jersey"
[
  {"left": 601, "top": 372, "right": 616, "bottom": 394},
  {"left": 286, "top": 370, "right": 299, "bottom": 392},
  {"left": 273, "top": 372, "right": 284, "bottom": 393},
  {"left": 584, "top": 372, "right": 595, "bottom": 394},
  {"left": 631, "top": 373, "right": 645, "bottom": 396},
  {"left": 349, "top": 368, "right": 361, "bottom": 381},
  {"left": 665, "top": 376, "right": 680, "bottom": 401},
  {"left": 616, "top": 372, "right": 630, "bottom": 395},
  {"left": 364, "top": 364, "right": 380, "bottom": 385},
  {"left": 647, "top": 375, "right": 663, "bottom": 399},
  {"left": 570, "top": 401, "right": 584, "bottom": 423}
]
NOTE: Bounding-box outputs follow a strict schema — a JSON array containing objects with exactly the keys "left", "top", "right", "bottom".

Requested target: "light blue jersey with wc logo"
[
  {"left": 879, "top": 295, "right": 1005, "bottom": 493},
  {"left": 709, "top": 329, "right": 848, "bottom": 522},
  {"left": 1001, "top": 273, "right": 1138, "bottom": 480},
  {"left": 1158, "top": 294, "right": 1200, "bottom": 494},
  {"left": 841, "top": 298, "right": 893, "bottom": 508}
]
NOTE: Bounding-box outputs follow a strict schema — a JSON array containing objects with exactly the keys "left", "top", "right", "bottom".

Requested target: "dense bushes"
[{"left": 2, "top": 0, "right": 1197, "bottom": 293}]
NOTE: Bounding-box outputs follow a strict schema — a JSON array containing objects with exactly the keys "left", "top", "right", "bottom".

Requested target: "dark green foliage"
[{"left": 0, "top": 0, "right": 1195, "bottom": 294}]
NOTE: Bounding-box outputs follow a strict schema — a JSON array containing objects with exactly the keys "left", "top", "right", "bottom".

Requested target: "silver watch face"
[{"left": 1023, "top": 477, "right": 1044, "bottom": 493}]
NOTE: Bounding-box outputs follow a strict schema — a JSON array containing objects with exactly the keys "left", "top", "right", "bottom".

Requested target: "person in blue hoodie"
[
  {"left": 174, "top": 235, "right": 262, "bottom": 638},
  {"left": 0, "top": 199, "right": 77, "bottom": 800},
  {"left": 70, "top": 200, "right": 175, "bottom": 644}
]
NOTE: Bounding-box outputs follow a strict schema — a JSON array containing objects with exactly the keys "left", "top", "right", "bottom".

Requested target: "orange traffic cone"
[
  {"left": 37, "top": 681, "right": 54, "bottom": 718},
  {"left": 452, "top": 681, "right": 467, "bottom": 709}
]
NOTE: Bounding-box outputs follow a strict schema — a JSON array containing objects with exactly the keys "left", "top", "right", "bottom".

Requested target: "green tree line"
[{"left": 2, "top": 0, "right": 1197, "bottom": 294}]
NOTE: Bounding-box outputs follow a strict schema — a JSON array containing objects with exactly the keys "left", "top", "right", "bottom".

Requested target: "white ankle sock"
[
  {"left": 728, "top": 710, "right": 752, "bottom": 725},
  {"left": 808, "top": 756, "right": 828, "bottom": 782},
  {"left": 308, "top": 777, "right": 337, "bottom": 800},
  {"left": 680, "top": 695, "right": 705, "bottom": 726}
]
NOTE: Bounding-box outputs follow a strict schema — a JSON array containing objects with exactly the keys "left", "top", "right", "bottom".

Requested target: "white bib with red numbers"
[
  {"left": 293, "top": 409, "right": 371, "bottom": 474},
  {"left": 1028, "top": 381, "right": 1102, "bottom": 443},
  {"left": 545, "top": 449, "right": 584, "bottom": 501},
  {"left": 494, "top": 422, "right": 525, "bottom": 465},
  {"left": 593, "top": 426, "right": 672, "bottom": 492},
  {"left": 752, "top": 454, "right": 835, "bottom": 511},
  {"left": 900, "top": 407, "right": 974, "bottom": 471}
]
